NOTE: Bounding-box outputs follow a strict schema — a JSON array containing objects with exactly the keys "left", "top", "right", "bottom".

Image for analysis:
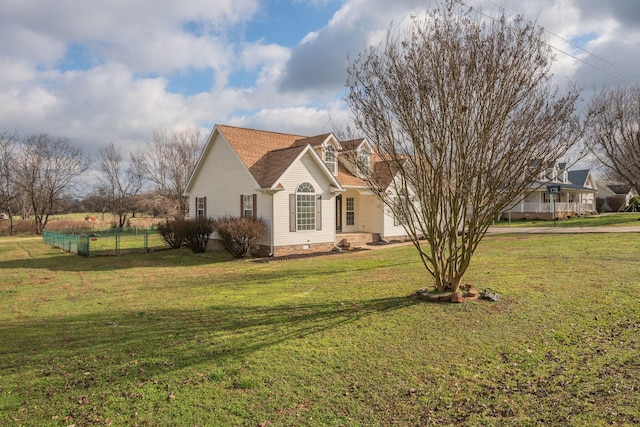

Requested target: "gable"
[{"left": 185, "top": 129, "right": 257, "bottom": 196}]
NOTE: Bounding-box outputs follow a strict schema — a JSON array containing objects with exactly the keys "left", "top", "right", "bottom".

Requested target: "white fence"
[{"left": 505, "top": 202, "right": 594, "bottom": 215}]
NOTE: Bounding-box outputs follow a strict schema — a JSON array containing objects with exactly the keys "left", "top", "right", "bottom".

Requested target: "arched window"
[
  {"left": 296, "top": 182, "right": 316, "bottom": 230},
  {"left": 324, "top": 145, "right": 336, "bottom": 174}
]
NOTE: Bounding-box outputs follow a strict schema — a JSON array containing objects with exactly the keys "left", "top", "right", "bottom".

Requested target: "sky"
[{"left": 2, "top": 0, "right": 640, "bottom": 160}]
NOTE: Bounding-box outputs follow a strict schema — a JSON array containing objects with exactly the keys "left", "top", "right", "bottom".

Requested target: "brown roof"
[
  {"left": 251, "top": 145, "right": 308, "bottom": 188},
  {"left": 216, "top": 124, "right": 395, "bottom": 190},
  {"left": 217, "top": 124, "right": 304, "bottom": 172},
  {"left": 291, "top": 133, "right": 332, "bottom": 148}
]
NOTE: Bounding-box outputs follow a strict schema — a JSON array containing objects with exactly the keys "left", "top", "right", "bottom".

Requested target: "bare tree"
[
  {"left": 96, "top": 143, "right": 145, "bottom": 227},
  {"left": 15, "top": 134, "right": 89, "bottom": 234},
  {"left": 586, "top": 86, "right": 640, "bottom": 191},
  {"left": 134, "top": 126, "right": 204, "bottom": 218},
  {"left": 345, "top": 1, "right": 582, "bottom": 294},
  {"left": 0, "top": 130, "right": 19, "bottom": 234}
]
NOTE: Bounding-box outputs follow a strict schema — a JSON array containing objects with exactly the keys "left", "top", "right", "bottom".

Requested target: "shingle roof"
[
  {"left": 608, "top": 184, "right": 632, "bottom": 195},
  {"left": 216, "top": 124, "right": 396, "bottom": 190},
  {"left": 291, "top": 133, "right": 332, "bottom": 148}
]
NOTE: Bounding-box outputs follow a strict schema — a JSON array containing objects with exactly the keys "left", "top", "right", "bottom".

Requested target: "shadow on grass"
[
  {"left": 0, "top": 244, "right": 237, "bottom": 272},
  {"left": 0, "top": 296, "right": 418, "bottom": 382}
]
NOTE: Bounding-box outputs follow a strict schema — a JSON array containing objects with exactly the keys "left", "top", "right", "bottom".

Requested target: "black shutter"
[{"left": 252, "top": 194, "right": 257, "bottom": 220}]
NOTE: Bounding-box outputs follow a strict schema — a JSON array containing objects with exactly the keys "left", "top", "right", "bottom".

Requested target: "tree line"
[{"left": 0, "top": 127, "right": 204, "bottom": 235}]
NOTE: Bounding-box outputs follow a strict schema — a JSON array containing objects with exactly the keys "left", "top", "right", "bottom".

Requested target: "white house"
[
  {"left": 502, "top": 162, "right": 598, "bottom": 220},
  {"left": 184, "top": 125, "right": 411, "bottom": 256}
]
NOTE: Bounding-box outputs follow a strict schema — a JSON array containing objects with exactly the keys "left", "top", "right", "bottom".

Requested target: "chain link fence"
[{"left": 43, "top": 227, "right": 166, "bottom": 257}]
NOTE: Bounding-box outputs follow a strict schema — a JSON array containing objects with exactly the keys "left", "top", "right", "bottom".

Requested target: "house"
[
  {"left": 596, "top": 180, "right": 639, "bottom": 212},
  {"left": 501, "top": 162, "right": 597, "bottom": 220},
  {"left": 184, "top": 124, "right": 411, "bottom": 256}
]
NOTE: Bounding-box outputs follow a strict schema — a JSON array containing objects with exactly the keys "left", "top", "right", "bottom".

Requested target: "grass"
[
  {"left": 493, "top": 212, "right": 640, "bottom": 228},
  {"left": 1, "top": 233, "right": 639, "bottom": 426}
]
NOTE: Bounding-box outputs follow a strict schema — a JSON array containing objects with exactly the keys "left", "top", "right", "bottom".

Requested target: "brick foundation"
[{"left": 272, "top": 242, "right": 336, "bottom": 257}]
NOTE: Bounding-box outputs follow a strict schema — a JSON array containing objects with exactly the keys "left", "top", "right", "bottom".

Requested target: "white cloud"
[{"left": 1, "top": 0, "right": 640, "bottom": 162}]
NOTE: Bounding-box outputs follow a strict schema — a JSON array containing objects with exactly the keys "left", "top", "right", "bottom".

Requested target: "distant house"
[
  {"left": 184, "top": 125, "right": 414, "bottom": 256},
  {"left": 0, "top": 212, "right": 8, "bottom": 220},
  {"left": 596, "top": 181, "right": 638, "bottom": 212},
  {"left": 501, "top": 162, "right": 597, "bottom": 220}
]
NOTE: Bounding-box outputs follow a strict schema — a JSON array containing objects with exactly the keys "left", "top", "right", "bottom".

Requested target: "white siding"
[
  {"left": 340, "top": 190, "right": 361, "bottom": 233},
  {"left": 273, "top": 152, "right": 336, "bottom": 247},
  {"left": 359, "top": 194, "right": 384, "bottom": 233},
  {"left": 188, "top": 133, "right": 273, "bottom": 245}
]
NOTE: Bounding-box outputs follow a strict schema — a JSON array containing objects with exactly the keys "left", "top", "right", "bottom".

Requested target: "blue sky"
[{"left": 1, "top": 0, "right": 640, "bottom": 157}]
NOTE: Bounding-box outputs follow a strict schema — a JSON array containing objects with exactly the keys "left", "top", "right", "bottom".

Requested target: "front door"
[{"left": 335, "top": 195, "right": 342, "bottom": 232}]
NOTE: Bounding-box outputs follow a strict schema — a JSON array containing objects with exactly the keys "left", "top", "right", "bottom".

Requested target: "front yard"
[{"left": 1, "top": 233, "right": 639, "bottom": 426}]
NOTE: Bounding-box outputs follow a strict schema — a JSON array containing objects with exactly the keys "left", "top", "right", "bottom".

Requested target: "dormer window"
[
  {"left": 356, "top": 148, "right": 370, "bottom": 177},
  {"left": 552, "top": 169, "right": 558, "bottom": 182},
  {"left": 324, "top": 145, "right": 337, "bottom": 175},
  {"left": 562, "top": 171, "right": 568, "bottom": 183}
]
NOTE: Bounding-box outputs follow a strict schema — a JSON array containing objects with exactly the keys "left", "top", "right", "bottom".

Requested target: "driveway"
[{"left": 486, "top": 225, "right": 640, "bottom": 234}]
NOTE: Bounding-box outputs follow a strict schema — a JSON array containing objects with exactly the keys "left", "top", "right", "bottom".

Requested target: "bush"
[
  {"left": 214, "top": 216, "right": 267, "bottom": 258},
  {"left": 157, "top": 217, "right": 215, "bottom": 253},
  {"left": 157, "top": 218, "right": 185, "bottom": 249},
  {"left": 606, "top": 195, "right": 626, "bottom": 212},
  {"left": 183, "top": 217, "right": 216, "bottom": 253}
]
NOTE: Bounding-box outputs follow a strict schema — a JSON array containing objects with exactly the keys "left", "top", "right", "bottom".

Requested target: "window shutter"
[
  {"left": 289, "top": 194, "right": 296, "bottom": 232},
  {"left": 316, "top": 195, "right": 322, "bottom": 231},
  {"left": 203, "top": 197, "right": 207, "bottom": 219},
  {"left": 240, "top": 194, "right": 244, "bottom": 217},
  {"left": 252, "top": 194, "right": 257, "bottom": 220}
]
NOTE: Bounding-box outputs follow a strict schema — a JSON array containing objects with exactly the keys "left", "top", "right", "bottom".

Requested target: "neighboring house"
[
  {"left": 0, "top": 212, "right": 8, "bottom": 220},
  {"left": 184, "top": 125, "right": 411, "bottom": 256},
  {"left": 596, "top": 180, "right": 639, "bottom": 212},
  {"left": 502, "top": 162, "right": 597, "bottom": 220}
]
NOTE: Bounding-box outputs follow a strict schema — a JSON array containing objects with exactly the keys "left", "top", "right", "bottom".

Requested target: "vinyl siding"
[
  {"left": 358, "top": 193, "right": 384, "bottom": 233},
  {"left": 273, "top": 152, "right": 336, "bottom": 247},
  {"left": 188, "top": 133, "right": 273, "bottom": 245}
]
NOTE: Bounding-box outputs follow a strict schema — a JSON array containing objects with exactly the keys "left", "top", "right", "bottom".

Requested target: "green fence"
[{"left": 43, "top": 227, "right": 166, "bottom": 257}]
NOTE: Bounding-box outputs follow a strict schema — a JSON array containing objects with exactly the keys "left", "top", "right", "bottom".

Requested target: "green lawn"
[
  {"left": 1, "top": 234, "right": 639, "bottom": 426},
  {"left": 493, "top": 212, "right": 640, "bottom": 228}
]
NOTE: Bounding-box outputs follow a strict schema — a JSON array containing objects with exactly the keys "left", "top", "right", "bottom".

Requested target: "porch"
[
  {"left": 502, "top": 202, "right": 596, "bottom": 220},
  {"left": 336, "top": 232, "right": 380, "bottom": 248}
]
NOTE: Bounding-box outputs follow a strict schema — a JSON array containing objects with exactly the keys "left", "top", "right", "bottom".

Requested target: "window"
[
  {"left": 324, "top": 145, "right": 337, "bottom": 175},
  {"left": 289, "top": 183, "right": 322, "bottom": 232},
  {"left": 195, "top": 197, "right": 206, "bottom": 218},
  {"left": 346, "top": 197, "right": 355, "bottom": 226},
  {"left": 393, "top": 196, "right": 409, "bottom": 226},
  {"left": 356, "top": 148, "right": 370, "bottom": 177},
  {"left": 241, "top": 194, "right": 256, "bottom": 219},
  {"left": 296, "top": 182, "right": 316, "bottom": 231}
]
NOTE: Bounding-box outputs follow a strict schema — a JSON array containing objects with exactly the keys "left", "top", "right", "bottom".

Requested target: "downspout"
[{"left": 269, "top": 191, "right": 275, "bottom": 257}]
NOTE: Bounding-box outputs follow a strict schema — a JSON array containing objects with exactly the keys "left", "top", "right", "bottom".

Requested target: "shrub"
[
  {"left": 214, "top": 216, "right": 267, "bottom": 258},
  {"left": 606, "top": 195, "right": 626, "bottom": 212},
  {"left": 157, "top": 218, "right": 186, "bottom": 249},
  {"left": 182, "top": 217, "right": 216, "bottom": 253}
]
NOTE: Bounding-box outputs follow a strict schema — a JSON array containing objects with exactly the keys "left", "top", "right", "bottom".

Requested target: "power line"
[
  {"left": 483, "top": 0, "right": 640, "bottom": 83},
  {"left": 454, "top": 0, "right": 640, "bottom": 85}
]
